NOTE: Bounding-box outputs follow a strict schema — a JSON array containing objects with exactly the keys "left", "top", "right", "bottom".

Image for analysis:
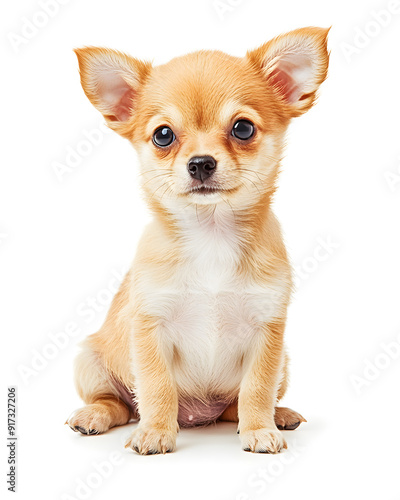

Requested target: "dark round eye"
[
  {"left": 153, "top": 126, "right": 175, "bottom": 147},
  {"left": 232, "top": 120, "right": 255, "bottom": 141}
]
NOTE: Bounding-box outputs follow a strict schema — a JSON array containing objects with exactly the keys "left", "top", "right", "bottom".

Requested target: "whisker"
[
  {"left": 145, "top": 180, "right": 172, "bottom": 204},
  {"left": 159, "top": 183, "right": 173, "bottom": 205},
  {"left": 138, "top": 168, "right": 163, "bottom": 177},
  {"left": 141, "top": 172, "right": 171, "bottom": 188},
  {"left": 240, "top": 168, "right": 269, "bottom": 183},
  {"left": 195, "top": 204, "right": 200, "bottom": 225},
  {"left": 219, "top": 194, "right": 236, "bottom": 224},
  {"left": 240, "top": 174, "right": 262, "bottom": 195}
]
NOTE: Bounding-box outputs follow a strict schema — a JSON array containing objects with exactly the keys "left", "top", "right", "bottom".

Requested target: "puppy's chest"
[
  {"left": 161, "top": 266, "right": 281, "bottom": 342},
  {"left": 145, "top": 229, "right": 281, "bottom": 366},
  {"left": 163, "top": 271, "right": 254, "bottom": 346},
  {"left": 153, "top": 228, "right": 258, "bottom": 344}
]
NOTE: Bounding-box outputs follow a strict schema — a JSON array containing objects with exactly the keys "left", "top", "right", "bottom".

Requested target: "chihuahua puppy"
[{"left": 66, "top": 27, "right": 329, "bottom": 454}]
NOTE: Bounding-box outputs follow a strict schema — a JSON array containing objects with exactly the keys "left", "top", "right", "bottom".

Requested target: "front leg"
[
  {"left": 125, "top": 314, "right": 178, "bottom": 455},
  {"left": 238, "top": 320, "right": 287, "bottom": 453}
]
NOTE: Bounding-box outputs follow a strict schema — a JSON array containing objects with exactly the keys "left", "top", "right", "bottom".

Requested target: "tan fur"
[
  {"left": 66, "top": 27, "right": 330, "bottom": 454},
  {"left": 67, "top": 397, "right": 132, "bottom": 434},
  {"left": 81, "top": 271, "right": 135, "bottom": 390}
]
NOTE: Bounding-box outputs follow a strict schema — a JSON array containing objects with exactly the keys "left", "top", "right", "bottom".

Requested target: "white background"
[{"left": 1, "top": 0, "right": 400, "bottom": 499}]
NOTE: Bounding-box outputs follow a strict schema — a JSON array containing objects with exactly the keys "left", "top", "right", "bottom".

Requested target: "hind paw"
[
  {"left": 274, "top": 407, "right": 306, "bottom": 431},
  {"left": 65, "top": 404, "right": 113, "bottom": 435}
]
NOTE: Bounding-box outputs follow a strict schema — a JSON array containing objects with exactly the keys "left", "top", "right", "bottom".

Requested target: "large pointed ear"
[
  {"left": 247, "top": 27, "right": 330, "bottom": 117},
  {"left": 74, "top": 47, "right": 152, "bottom": 135}
]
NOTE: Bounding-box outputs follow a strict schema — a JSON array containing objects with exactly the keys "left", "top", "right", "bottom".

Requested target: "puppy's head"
[{"left": 75, "top": 27, "right": 329, "bottom": 211}]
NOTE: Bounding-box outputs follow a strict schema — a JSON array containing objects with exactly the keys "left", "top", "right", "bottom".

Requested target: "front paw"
[
  {"left": 240, "top": 428, "right": 287, "bottom": 453},
  {"left": 125, "top": 426, "right": 177, "bottom": 455}
]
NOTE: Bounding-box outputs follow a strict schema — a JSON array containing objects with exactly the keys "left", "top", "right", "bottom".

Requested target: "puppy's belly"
[
  {"left": 112, "top": 377, "right": 232, "bottom": 427},
  {"left": 177, "top": 396, "right": 231, "bottom": 427}
]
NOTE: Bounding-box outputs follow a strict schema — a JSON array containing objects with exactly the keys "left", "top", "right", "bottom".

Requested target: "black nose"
[{"left": 187, "top": 156, "right": 217, "bottom": 182}]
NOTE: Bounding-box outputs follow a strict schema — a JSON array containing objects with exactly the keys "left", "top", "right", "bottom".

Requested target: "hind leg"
[{"left": 66, "top": 344, "right": 133, "bottom": 435}]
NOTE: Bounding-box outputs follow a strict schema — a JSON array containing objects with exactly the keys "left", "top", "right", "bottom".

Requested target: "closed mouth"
[
  {"left": 187, "top": 185, "right": 239, "bottom": 196},
  {"left": 190, "top": 186, "right": 221, "bottom": 195}
]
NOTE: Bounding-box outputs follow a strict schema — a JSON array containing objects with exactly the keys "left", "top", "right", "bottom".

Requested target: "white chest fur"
[{"left": 136, "top": 207, "right": 285, "bottom": 398}]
